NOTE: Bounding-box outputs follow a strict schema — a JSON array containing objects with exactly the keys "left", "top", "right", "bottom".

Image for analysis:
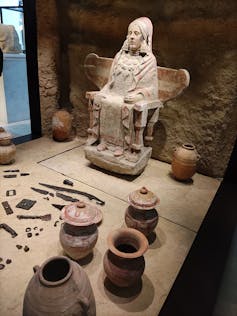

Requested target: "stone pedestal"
[{"left": 84, "top": 146, "right": 152, "bottom": 175}]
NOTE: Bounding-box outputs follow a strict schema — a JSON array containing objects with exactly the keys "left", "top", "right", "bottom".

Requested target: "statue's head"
[{"left": 123, "top": 17, "right": 153, "bottom": 54}]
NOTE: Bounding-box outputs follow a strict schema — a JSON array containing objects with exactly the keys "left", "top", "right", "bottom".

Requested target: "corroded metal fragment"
[
  {"left": 2, "top": 201, "right": 14, "bottom": 215},
  {"left": 0, "top": 223, "right": 17, "bottom": 237},
  {"left": 6, "top": 189, "right": 16, "bottom": 197},
  {"left": 16, "top": 199, "right": 36, "bottom": 210}
]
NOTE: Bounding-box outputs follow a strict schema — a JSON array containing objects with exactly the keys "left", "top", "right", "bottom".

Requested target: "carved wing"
[{"left": 84, "top": 53, "right": 190, "bottom": 102}]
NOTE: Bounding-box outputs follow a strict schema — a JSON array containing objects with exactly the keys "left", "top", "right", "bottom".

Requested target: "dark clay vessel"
[
  {"left": 125, "top": 187, "right": 159, "bottom": 236},
  {"left": 103, "top": 228, "right": 148, "bottom": 287},
  {"left": 23, "top": 256, "right": 96, "bottom": 316}
]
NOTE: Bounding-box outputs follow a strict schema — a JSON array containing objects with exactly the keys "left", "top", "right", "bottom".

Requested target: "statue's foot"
[
  {"left": 113, "top": 147, "right": 123, "bottom": 157},
  {"left": 125, "top": 151, "right": 139, "bottom": 162},
  {"left": 131, "top": 143, "right": 142, "bottom": 151},
  {"left": 97, "top": 143, "right": 108, "bottom": 152}
]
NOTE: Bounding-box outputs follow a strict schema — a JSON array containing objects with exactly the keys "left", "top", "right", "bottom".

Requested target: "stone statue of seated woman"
[{"left": 84, "top": 17, "right": 189, "bottom": 175}]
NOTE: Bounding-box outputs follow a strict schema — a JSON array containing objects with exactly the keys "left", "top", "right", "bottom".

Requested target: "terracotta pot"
[
  {"left": 60, "top": 201, "right": 102, "bottom": 260},
  {"left": 23, "top": 256, "right": 96, "bottom": 316},
  {"left": 171, "top": 143, "right": 200, "bottom": 181},
  {"left": 103, "top": 228, "right": 148, "bottom": 287},
  {"left": 0, "top": 132, "right": 16, "bottom": 164},
  {"left": 52, "top": 109, "right": 72, "bottom": 141},
  {"left": 125, "top": 187, "right": 159, "bottom": 236}
]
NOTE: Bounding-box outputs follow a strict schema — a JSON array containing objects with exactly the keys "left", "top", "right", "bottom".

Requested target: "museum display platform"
[{"left": 0, "top": 136, "right": 221, "bottom": 315}]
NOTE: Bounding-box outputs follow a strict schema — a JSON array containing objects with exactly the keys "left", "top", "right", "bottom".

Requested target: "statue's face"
[{"left": 127, "top": 23, "right": 143, "bottom": 53}]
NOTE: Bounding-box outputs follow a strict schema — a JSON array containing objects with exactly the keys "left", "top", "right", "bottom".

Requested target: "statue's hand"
[{"left": 124, "top": 93, "right": 143, "bottom": 103}]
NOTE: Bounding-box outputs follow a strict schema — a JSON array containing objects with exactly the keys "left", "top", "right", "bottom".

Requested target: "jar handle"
[
  {"left": 77, "top": 295, "right": 89, "bottom": 312},
  {"left": 33, "top": 265, "right": 40, "bottom": 273},
  {"left": 197, "top": 153, "right": 201, "bottom": 160}
]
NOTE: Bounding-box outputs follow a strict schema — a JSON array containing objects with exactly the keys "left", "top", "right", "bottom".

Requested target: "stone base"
[{"left": 84, "top": 146, "right": 152, "bottom": 175}]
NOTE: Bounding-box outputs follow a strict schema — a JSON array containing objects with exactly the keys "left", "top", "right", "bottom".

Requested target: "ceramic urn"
[
  {"left": 103, "top": 228, "right": 148, "bottom": 287},
  {"left": 171, "top": 143, "right": 200, "bottom": 181},
  {"left": 52, "top": 109, "right": 72, "bottom": 141},
  {"left": 125, "top": 187, "right": 159, "bottom": 237},
  {"left": 23, "top": 256, "right": 96, "bottom": 315},
  {"left": 0, "top": 131, "right": 16, "bottom": 164},
  {"left": 60, "top": 201, "right": 102, "bottom": 260}
]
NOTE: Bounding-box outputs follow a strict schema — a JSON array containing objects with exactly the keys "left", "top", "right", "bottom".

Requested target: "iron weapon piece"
[
  {"left": 17, "top": 214, "right": 52, "bottom": 221},
  {"left": 39, "top": 182, "right": 105, "bottom": 205},
  {"left": 31, "top": 187, "right": 49, "bottom": 195},
  {"left": 56, "top": 192, "right": 79, "bottom": 203}
]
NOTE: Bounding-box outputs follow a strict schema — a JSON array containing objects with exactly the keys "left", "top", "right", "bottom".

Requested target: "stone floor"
[{"left": 0, "top": 136, "right": 220, "bottom": 316}]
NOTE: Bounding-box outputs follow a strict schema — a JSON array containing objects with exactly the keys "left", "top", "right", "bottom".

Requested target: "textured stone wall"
[
  {"left": 37, "top": 0, "right": 237, "bottom": 177},
  {"left": 36, "top": 0, "right": 60, "bottom": 135}
]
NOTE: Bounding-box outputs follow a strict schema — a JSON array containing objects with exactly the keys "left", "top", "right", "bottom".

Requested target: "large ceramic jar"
[
  {"left": 0, "top": 132, "right": 16, "bottom": 164},
  {"left": 60, "top": 201, "right": 102, "bottom": 260},
  {"left": 171, "top": 143, "right": 200, "bottom": 181},
  {"left": 52, "top": 109, "right": 72, "bottom": 141},
  {"left": 125, "top": 187, "right": 159, "bottom": 237},
  {"left": 23, "top": 256, "right": 96, "bottom": 316},
  {"left": 103, "top": 228, "right": 148, "bottom": 287}
]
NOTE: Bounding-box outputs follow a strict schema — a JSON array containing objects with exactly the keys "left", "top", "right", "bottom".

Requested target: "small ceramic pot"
[
  {"left": 103, "top": 228, "right": 148, "bottom": 287},
  {"left": 60, "top": 201, "right": 102, "bottom": 260},
  {"left": 0, "top": 132, "right": 16, "bottom": 164},
  {"left": 125, "top": 187, "right": 159, "bottom": 237},
  {"left": 23, "top": 256, "right": 96, "bottom": 316},
  {"left": 52, "top": 109, "right": 72, "bottom": 141},
  {"left": 171, "top": 143, "right": 200, "bottom": 181}
]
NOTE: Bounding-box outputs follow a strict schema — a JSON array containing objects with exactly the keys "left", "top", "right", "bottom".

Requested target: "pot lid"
[
  {"left": 128, "top": 187, "right": 159, "bottom": 210},
  {"left": 61, "top": 201, "right": 102, "bottom": 226},
  {"left": 0, "top": 132, "right": 12, "bottom": 140}
]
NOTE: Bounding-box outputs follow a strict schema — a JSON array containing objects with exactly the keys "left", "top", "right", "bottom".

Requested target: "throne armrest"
[
  {"left": 133, "top": 99, "right": 163, "bottom": 112},
  {"left": 85, "top": 91, "right": 100, "bottom": 100}
]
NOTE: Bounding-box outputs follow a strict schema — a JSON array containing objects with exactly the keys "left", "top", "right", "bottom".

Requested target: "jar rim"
[
  {"left": 38, "top": 256, "right": 73, "bottom": 287},
  {"left": 107, "top": 228, "right": 148, "bottom": 259},
  {"left": 182, "top": 143, "right": 195, "bottom": 150}
]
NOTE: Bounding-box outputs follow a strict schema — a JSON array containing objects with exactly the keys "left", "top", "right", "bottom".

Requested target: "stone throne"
[{"left": 84, "top": 53, "right": 190, "bottom": 175}]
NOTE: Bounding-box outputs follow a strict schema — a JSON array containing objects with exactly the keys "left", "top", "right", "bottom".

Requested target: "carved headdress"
[{"left": 122, "top": 17, "right": 153, "bottom": 54}]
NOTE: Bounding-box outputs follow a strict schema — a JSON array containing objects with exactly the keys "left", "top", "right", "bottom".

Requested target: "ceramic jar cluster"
[
  {"left": 103, "top": 187, "right": 159, "bottom": 287},
  {"left": 0, "top": 130, "right": 16, "bottom": 164},
  {"left": 23, "top": 187, "right": 160, "bottom": 314}
]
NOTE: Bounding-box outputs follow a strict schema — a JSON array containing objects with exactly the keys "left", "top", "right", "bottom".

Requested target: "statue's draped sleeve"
[{"left": 100, "top": 51, "right": 158, "bottom": 101}]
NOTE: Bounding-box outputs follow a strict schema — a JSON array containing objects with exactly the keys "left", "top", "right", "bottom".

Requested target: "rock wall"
[
  {"left": 36, "top": 0, "right": 237, "bottom": 177},
  {"left": 36, "top": 0, "right": 60, "bottom": 135}
]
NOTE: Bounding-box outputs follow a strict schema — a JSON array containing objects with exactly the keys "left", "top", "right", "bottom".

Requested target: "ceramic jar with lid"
[
  {"left": 103, "top": 228, "right": 148, "bottom": 287},
  {"left": 60, "top": 201, "right": 102, "bottom": 260},
  {"left": 125, "top": 187, "right": 159, "bottom": 237},
  {"left": 23, "top": 255, "right": 96, "bottom": 316},
  {"left": 0, "top": 131, "right": 16, "bottom": 164},
  {"left": 171, "top": 143, "right": 200, "bottom": 181}
]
